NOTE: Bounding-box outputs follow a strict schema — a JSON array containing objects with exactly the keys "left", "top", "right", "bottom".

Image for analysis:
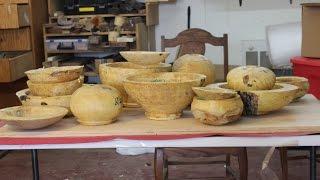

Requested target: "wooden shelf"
[
  {"left": 45, "top": 31, "right": 136, "bottom": 37},
  {"left": 50, "top": 13, "right": 146, "bottom": 20},
  {"left": 47, "top": 50, "right": 107, "bottom": 54}
]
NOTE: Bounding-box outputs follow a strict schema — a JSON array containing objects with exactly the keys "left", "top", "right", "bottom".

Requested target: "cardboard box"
[{"left": 302, "top": 3, "right": 320, "bottom": 58}]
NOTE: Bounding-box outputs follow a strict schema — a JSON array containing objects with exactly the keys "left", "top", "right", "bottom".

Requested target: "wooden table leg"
[
  {"left": 310, "top": 147, "right": 317, "bottom": 180},
  {"left": 31, "top": 149, "right": 40, "bottom": 180},
  {"left": 279, "top": 147, "right": 288, "bottom": 180},
  {"left": 238, "top": 148, "right": 248, "bottom": 180}
]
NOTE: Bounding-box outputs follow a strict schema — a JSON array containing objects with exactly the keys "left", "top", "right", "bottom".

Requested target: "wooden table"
[{"left": 0, "top": 95, "right": 319, "bottom": 180}]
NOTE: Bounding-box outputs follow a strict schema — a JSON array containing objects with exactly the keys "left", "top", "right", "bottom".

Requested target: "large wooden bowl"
[
  {"left": 120, "top": 51, "right": 170, "bottom": 65},
  {"left": 16, "top": 89, "right": 72, "bottom": 116},
  {"left": 99, "top": 62, "right": 171, "bottom": 107},
  {"left": 27, "top": 77, "right": 84, "bottom": 97},
  {"left": 25, "top": 66, "right": 83, "bottom": 83},
  {"left": 0, "top": 106, "right": 68, "bottom": 129},
  {"left": 124, "top": 72, "right": 206, "bottom": 120}
]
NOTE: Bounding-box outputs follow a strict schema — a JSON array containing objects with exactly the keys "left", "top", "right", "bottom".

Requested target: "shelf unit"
[
  {"left": 0, "top": 0, "right": 48, "bottom": 82},
  {"left": 43, "top": 1, "right": 161, "bottom": 76}
]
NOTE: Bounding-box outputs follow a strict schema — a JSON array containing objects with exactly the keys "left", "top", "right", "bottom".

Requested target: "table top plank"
[{"left": 0, "top": 95, "right": 319, "bottom": 143}]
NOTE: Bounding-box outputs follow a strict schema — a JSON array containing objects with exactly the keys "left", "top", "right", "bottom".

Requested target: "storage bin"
[
  {"left": 45, "top": 39, "right": 88, "bottom": 51},
  {"left": 0, "top": 51, "right": 34, "bottom": 82},
  {"left": 291, "top": 56, "right": 320, "bottom": 99},
  {"left": 0, "top": 27, "right": 32, "bottom": 51},
  {"left": 0, "top": 4, "right": 30, "bottom": 29}
]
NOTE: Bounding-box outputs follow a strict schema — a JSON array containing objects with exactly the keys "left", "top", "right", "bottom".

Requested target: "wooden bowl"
[
  {"left": 0, "top": 106, "right": 68, "bottom": 129},
  {"left": 27, "top": 77, "right": 84, "bottom": 97},
  {"left": 124, "top": 72, "right": 206, "bottom": 120},
  {"left": 276, "top": 76, "right": 309, "bottom": 101},
  {"left": 120, "top": 51, "right": 170, "bottom": 65},
  {"left": 25, "top": 66, "right": 83, "bottom": 83},
  {"left": 192, "top": 87, "right": 237, "bottom": 100},
  {"left": 99, "top": 62, "right": 171, "bottom": 107},
  {"left": 209, "top": 82, "right": 298, "bottom": 115},
  {"left": 16, "top": 89, "right": 72, "bottom": 116}
]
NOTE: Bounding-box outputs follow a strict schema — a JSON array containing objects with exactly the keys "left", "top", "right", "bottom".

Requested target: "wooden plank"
[
  {"left": 29, "top": 0, "right": 48, "bottom": 67},
  {"left": 136, "top": 23, "right": 148, "bottom": 51},
  {"left": 146, "top": 2, "right": 159, "bottom": 26},
  {"left": 148, "top": 25, "right": 156, "bottom": 50},
  {"left": 49, "top": 13, "right": 146, "bottom": 22},
  {"left": 1, "top": 95, "right": 320, "bottom": 139},
  {"left": 0, "top": 27, "right": 31, "bottom": 51}
]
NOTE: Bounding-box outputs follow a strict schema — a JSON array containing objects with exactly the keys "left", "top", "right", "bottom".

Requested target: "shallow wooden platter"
[{"left": 0, "top": 95, "right": 319, "bottom": 145}]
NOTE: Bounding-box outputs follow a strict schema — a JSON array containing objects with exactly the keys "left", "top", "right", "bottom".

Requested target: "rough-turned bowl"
[
  {"left": 16, "top": 89, "right": 72, "bottom": 116},
  {"left": 124, "top": 72, "right": 206, "bottom": 120},
  {"left": 25, "top": 66, "right": 83, "bottom": 83},
  {"left": 0, "top": 106, "right": 68, "bottom": 129},
  {"left": 120, "top": 51, "right": 170, "bottom": 65},
  {"left": 99, "top": 62, "right": 171, "bottom": 107},
  {"left": 27, "top": 77, "right": 84, "bottom": 97}
]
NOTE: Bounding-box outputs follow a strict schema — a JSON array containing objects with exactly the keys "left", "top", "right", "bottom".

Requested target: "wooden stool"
[{"left": 154, "top": 147, "right": 248, "bottom": 180}]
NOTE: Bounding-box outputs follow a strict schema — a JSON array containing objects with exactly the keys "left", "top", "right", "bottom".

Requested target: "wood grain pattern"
[
  {"left": 0, "top": 27, "right": 31, "bottom": 51},
  {"left": 0, "top": 95, "right": 319, "bottom": 138},
  {"left": 146, "top": 2, "right": 159, "bottom": 26}
]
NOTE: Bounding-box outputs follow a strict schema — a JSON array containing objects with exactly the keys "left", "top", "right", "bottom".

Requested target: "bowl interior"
[
  {"left": 120, "top": 51, "right": 170, "bottom": 62},
  {"left": 126, "top": 73, "right": 205, "bottom": 84},
  {"left": 0, "top": 106, "right": 68, "bottom": 121},
  {"left": 192, "top": 87, "right": 237, "bottom": 100},
  {"left": 276, "top": 76, "right": 307, "bottom": 83}
]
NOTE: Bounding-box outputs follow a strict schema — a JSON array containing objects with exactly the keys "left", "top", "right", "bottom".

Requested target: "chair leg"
[
  {"left": 155, "top": 148, "right": 166, "bottom": 180},
  {"left": 279, "top": 147, "right": 288, "bottom": 180},
  {"left": 238, "top": 147, "right": 248, "bottom": 180},
  {"left": 226, "top": 154, "right": 232, "bottom": 177}
]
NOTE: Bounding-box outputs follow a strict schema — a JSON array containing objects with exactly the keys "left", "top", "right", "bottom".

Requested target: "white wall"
[{"left": 155, "top": 0, "right": 318, "bottom": 65}]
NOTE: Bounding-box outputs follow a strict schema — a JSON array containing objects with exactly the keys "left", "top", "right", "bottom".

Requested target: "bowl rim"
[
  {"left": 124, "top": 72, "right": 206, "bottom": 85},
  {"left": 101, "top": 62, "right": 172, "bottom": 70},
  {"left": 0, "top": 106, "right": 68, "bottom": 121},
  {"left": 120, "top": 51, "right": 170, "bottom": 55},
  {"left": 25, "top": 66, "right": 84, "bottom": 75}
]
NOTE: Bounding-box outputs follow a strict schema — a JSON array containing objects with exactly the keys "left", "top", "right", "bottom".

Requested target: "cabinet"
[{"left": 0, "top": 0, "right": 48, "bottom": 82}]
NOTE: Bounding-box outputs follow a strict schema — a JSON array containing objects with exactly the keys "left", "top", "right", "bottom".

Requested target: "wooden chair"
[
  {"left": 155, "top": 28, "right": 247, "bottom": 180},
  {"left": 161, "top": 28, "right": 229, "bottom": 81},
  {"left": 279, "top": 147, "right": 319, "bottom": 180}
]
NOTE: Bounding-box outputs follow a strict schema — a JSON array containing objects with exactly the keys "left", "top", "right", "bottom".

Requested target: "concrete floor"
[{"left": 0, "top": 148, "right": 319, "bottom": 180}]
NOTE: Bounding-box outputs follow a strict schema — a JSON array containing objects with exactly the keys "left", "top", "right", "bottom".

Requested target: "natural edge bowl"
[
  {"left": 124, "top": 72, "right": 206, "bottom": 120},
  {"left": 16, "top": 89, "right": 72, "bottom": 116},
  {"left": 99, "top": 62, "right": 172, "bottom": 107},
  {"left": 0, "top": 106, "right": 68, "bottom": 129},
  {"left": 27, "top": 76, "right": 84, "bottom": 97},
  {"left": 120, "top": 51, "right": 170, "bottom": 65},
  {"left": 276, "top": 76, "right": 309, "bottom": 101},
  {"left": 208, "top": 82, "right": 298, "bottom": 115},
  {"left": 25, "top": 66, "right": 83, "bottom": 83}
]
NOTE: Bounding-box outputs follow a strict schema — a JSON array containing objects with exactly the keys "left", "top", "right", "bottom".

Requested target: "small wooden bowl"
[
  {"left": 25, "top": 66, "right": 83, "bottom": 83},
  {"left": 120, "top": 51, "right": 170, "bottom": 65},
  {"left": 0, "top": 106, "right": 68, "bottom": 129},
  {"left": 27, "top": 77, "right": 84, "bottom": 97}
]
